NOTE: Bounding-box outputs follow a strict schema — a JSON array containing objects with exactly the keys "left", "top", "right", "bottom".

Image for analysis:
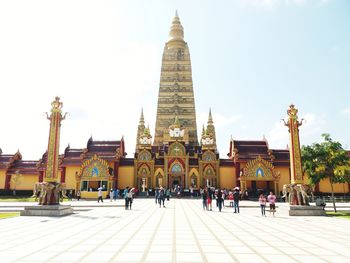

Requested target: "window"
[
  {"left": 171, "top": 163, "right": 182, "bottom": 173},
  {"left": 81, "top": 180, "right": 108, "bottom": 191}
]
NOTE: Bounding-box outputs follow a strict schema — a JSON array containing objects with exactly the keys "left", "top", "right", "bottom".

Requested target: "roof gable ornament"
[{"left": 241, "top": 156, "right": 280, "bottom": 181}]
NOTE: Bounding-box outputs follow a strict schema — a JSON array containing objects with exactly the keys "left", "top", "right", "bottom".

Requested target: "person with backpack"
[{"left": 123, "top": 187, "right": 129, "bottom": 210}]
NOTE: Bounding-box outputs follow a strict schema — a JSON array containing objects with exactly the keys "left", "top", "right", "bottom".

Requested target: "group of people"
[
  {"left": 123, "top": 186, "right": 135, "bottom": 210},
  {"left": 259, "top": 192, "right": 277, "bottom": 216},
  {"left": 96, "top": 187, "right": 134, "bottom": 210},
  {"left": 201, "top": 187, "right": 241, "bottom": 212},
  {"left": 155, "top": 187, "right": 171, "bottom": 208},
  {"left": 201, "top": 186, "right": 277, "bottom": 216}
]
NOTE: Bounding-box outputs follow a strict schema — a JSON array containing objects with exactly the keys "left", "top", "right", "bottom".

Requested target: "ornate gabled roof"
[
  {"left": 230, "top": 139, "right": 290, "bottom": 163},
  {"left": 0, "top": 151, "right": 22, "bottom": 169},
  {"left": 61, "top": 138, "right": 125, "bottom": 166},
  {"left": 0, "top": 154, "right": 16, "bottom": 169},
  {"left": 7, "top": 160, "right": 40, "bottom": 174}
]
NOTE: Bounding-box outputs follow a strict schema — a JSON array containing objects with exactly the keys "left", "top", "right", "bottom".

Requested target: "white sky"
[{"left": 0, "top": 0, "right": 349, "bottom": 160}]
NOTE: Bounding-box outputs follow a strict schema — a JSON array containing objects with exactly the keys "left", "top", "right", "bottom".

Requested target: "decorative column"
[
  {"left": 41, "top": 97, "right": 67, "bottom": 205},
  {"left": 284, "top": 104, "right": 304, "bottom": 184},
  {"left": 21, "top": 97, "right": 73, "bottom": 216},
  {"left": 44, "top": 97, "right": 66, "bottom": 183}
]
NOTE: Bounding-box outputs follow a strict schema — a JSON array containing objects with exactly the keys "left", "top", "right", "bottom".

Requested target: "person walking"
[
  {"left": 76, "top": 190, "right": 81, "bottom": 201},
  {"left": 97, "top": 187, "right": 103, "bottom": 203},
  {"left": 128, "top": 188, "right": 134, "bottom": 210},
  {"left": 158, "top": 187, "right": 165, "bottom": 207},
  {"left": 113, "top": 188, "right": 118, "bottom": 201},
  {"left": 233, "top": 187, "right": 240, "bottom": 213},
  {"left": 217, "top": 189, "right": 223, "bottom": 212},
  {"left": 123, "top": 187, "right": 129, "bottom": 210},
  {"left": 165, "top": 188, "right": 171, "bottom": 201},
  {"left": 268, "top": 191, "right": 277, "bottom": 216},
  {"left": 201, "top": 187, "right": 208, "bottom": 210},
  {"left": 109, "top": 188, "right": 113, "bottom": 202},
  {"left": 207, "top": 188, "right": 213, "bottom": 211},
  {"left": 259, "top": 194, "right": 267, "bottom": 216},
  {"left": 155, "top": 188, "right": 159, "bottom": 204}
]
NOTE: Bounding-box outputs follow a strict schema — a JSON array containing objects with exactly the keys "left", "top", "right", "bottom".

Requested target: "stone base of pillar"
[
  {"left": 20, "top": 205, "right": 73, "bottom": 217},
  {"left": 289, "top": 205, "right": 326, "bottom": 216}
]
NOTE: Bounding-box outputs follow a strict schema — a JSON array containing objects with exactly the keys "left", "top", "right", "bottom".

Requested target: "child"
[{"left": 228, "top": 191, "right": 234, "bottom": 207}]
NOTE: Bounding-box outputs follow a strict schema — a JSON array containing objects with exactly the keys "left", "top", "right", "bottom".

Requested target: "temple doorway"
[
  {"left": 170, "top": 175, "right": 182, "bottom": 189},
  {"left": 136, "top": 177, "right": 151, "bottom": 192},
  {"left": 248, "top": 181, "right": 274, "bottom": 197}
]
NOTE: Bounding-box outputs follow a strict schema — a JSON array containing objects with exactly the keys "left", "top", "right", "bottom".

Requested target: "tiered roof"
[
  {"left": 229, "top": 139, "right": 290, "bottom": 166},
  {"left": 61, "top": 137, "right": 125, "bottom": 166}
]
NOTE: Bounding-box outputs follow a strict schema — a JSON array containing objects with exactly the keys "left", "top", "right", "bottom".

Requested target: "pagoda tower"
[
  {"left": 206, "top": 108, "right": 216, "bottom": 144},
  {"left": 136, "top": 108, "right": 146, "bottom": 148},
  {"left": 153, "top": 11, "right": 198, "bottom": 146}
]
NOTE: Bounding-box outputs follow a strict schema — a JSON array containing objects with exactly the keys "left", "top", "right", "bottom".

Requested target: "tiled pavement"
[{"left": 0, "top": 199, "right": 349, "bottom": 263}]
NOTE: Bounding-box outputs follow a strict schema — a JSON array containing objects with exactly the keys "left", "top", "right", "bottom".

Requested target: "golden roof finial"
[
  {"left": 208, "top": 108, "right": 213, "bottom": 125},
  {"left": 169, "top": 10, "right": 184, "bottom": 41},
  {"left": 139, "top": 108, "right": 145, "bottom": 125}
]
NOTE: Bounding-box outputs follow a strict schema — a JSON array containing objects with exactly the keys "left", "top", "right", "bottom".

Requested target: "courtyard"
[{"left": 0, "top": 199, "right": 349, "bottom": 263}]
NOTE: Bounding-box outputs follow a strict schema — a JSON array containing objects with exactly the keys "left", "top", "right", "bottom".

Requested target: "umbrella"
[{"left": 130, "top": 187, "right": 135, "bottom": 193}]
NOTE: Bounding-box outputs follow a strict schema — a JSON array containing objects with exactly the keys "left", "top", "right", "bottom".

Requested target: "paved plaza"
[{"left": 0, "top": 199, "right": 349, "bottom": 263}]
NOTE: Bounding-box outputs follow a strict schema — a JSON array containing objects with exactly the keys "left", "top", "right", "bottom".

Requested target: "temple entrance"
[
  {"left": 136, "top": 177, "right": 151, "bottom": 192},
  {"left": 248, "top": 180, "right": 274, "bottom": 197},
  {"left": 76, "top": 154, "right": 114, "bottom": 199},
  {"left": 239, "top": 156, "right": 280, "bottom": 198},
  {"left": 169, "top": 175, "right": 183, "bottom": 189}
]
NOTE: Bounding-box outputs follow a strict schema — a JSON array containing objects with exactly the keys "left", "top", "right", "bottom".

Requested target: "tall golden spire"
[{"left": 153, "top": 12, "right": 198, "bottom": 146}]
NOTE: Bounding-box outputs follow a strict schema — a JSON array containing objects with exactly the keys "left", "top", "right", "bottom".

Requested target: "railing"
[{"left": 311, "top": 196, "right": 350, "bottom": 203}]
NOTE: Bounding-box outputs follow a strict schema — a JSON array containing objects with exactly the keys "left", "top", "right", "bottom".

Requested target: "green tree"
[
  {"left": 301, "top": 134, "right": 350, "bottom": 212},
  {"left": 10, "top": 171, "right": 22, "bottom": 196}
]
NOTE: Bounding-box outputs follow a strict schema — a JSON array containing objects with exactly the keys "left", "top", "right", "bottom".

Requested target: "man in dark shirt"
[{"left": 233, "top": 188, "right": 240, "bottom": 213}]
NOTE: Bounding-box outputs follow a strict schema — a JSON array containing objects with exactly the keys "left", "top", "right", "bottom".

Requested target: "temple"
[{"left": 0, "top": 13, "right": 349, "bottom": 197}]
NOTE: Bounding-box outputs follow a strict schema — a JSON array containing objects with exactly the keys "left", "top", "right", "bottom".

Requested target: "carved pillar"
[
  {"left": 284, "top": 104, "right": 303, "bottom": 184},
  {"left": 5, "top": 172, "right": 11, "bottom": 190},
  {"left": 114, "top": 161, "right": 119, "bottom": 189},
  {"left": 60, "top": 167, "right": 66, "bottom": 183},
  {"left": 39, "top": 171, "right": 44, "bottom": 182},
  {"left": 44, "top": 97, "right": 66, "bottom": 183},
  {"left": 235, "top": 162, "right": 240, "bottom": 187}
]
